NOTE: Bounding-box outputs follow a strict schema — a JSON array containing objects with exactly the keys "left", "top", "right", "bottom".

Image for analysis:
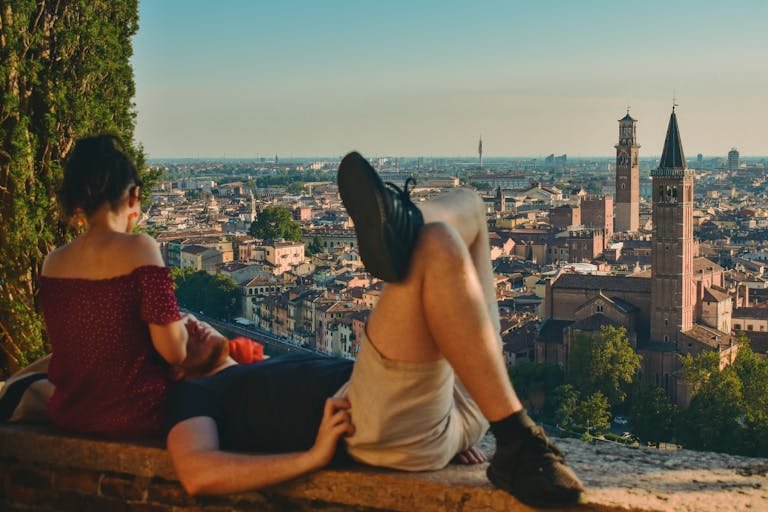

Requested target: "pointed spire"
[{"left": 658, "top": 110, "right": 686, "bottom": 170}]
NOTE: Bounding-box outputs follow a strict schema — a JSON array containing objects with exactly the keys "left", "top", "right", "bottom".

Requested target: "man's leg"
[
  {"left": 367, "top": 220, "right": 518, "bottom": 421},
  {"left": 418, "top": 188, "right": 501, "bottom": 333},
  {"left": 340, "top": 156, "right": 583, "bottom": 507},
  {"left": 365, "top": 209, "right": 583, "bottom": 507}
]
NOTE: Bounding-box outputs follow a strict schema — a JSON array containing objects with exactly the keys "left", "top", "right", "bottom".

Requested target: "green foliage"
[
  {"left": 675, "top": 344, "right": 768, "bottom": 457},
  {"left": 679, "top": 350, "right": 720, "bottom": 394},
  {"left": 629, "top": 385, "right": 678, "bottom": 446},
  {"left": 307, "top": 235, "right": 325, "bottom": 255},
  {"left": 677, "top": 365, "right": 743, "bottom": 452},
  {"left": 171, "top": 268, "right": 241, "bottom": 320},
  {"left": 249, "top": 206, "right": 303, "bottom": 242},
  {"left": 733, "top": 342, "right": 768, "bottom": 420},
  {"left": 286, "top": 181, "right": 306, "bottom": 195},
  {"left": 573, "top": 391, "right": 611, "bottom": 432},
  {"left": 567, "top": 325, "right": 641, "bottom": 406},
  {"left": 0, "top": 1, "right": 142, "bottom": 376},
  {"left": 509, "top": 362, "right": 564, "bottom": 418},
  {"left": 551, "top": 384, "right": 579, "bottom": 428}
]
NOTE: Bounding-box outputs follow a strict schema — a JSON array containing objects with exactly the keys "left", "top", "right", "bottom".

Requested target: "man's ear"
[{"left": 171, "top": 366, "right": 186, "bottom": 382}]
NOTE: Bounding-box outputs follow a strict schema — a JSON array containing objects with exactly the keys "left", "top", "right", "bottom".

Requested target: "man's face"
[{"left": 180, "top": 319, "right": 229, "bottom": 378}]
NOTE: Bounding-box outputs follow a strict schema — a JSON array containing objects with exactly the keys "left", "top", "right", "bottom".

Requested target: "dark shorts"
[{"left": 167, "top": 353, "right": 354, "bottom": 453}]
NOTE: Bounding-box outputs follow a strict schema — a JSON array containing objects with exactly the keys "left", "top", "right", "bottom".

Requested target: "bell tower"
[
  {"left": 615, "top": 109, "right": 640, "bottom": 232},
  {"left": 650, "top": 107, "right": 695, "bottom": 345}
]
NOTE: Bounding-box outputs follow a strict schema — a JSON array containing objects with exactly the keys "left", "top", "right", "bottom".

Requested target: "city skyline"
[{"left": 133, "top": 1, "right": 768, "bottom": 158}]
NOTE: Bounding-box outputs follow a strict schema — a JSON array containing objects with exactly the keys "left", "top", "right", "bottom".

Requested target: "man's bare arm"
[{"left": 167, "top": 398, "right": 353, "bottom": 496}]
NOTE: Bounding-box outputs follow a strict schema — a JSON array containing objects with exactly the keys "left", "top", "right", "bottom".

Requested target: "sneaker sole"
[
  {"left": 487, "top": 465, "right": 583, "bottom": 509},
  {"left": 337, "top": 152, "right": 401, "bottom": 282}
]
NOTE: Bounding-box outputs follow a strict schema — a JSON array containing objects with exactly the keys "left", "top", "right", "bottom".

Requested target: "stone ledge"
[{"left": 1, "top": 424, "right": 767, "bottom": 511}]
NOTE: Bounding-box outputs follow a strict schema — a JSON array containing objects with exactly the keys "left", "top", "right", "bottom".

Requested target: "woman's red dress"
[{"left": 39, "top": 265, "right": 181, "bottom": 438}]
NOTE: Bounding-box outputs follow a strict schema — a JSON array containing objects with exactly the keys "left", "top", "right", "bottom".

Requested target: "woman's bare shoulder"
[
  {"left": 115, "top": 233, "right": 165, "bottom": 267},
  {"left": 41, "top": 244, "right": 68, "bottom": 275}
]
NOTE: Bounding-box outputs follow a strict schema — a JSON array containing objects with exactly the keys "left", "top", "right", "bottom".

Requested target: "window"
[
  {"left": 664, "top": 335, "right": 669, "bottom": 342},
  {"left": 734, "top": 323, "right": 741, "bottom": 330},
  {"left": 665, "top": 318, "right": 669, "bottom": 326},
  {"left": 596, "top": 305, "right": 604, "bottom": 313},
  {"left": 748, "top": 325, "right": 754, "bottom": 331}
]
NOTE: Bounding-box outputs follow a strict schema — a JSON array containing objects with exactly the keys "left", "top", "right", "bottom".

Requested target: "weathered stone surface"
[{"left": 0, "top": 424, "right": 767, "bottom": 511}]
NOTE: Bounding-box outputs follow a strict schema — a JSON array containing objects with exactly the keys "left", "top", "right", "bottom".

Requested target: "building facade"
[{"left": 615, "top": 111, "right": 640, "bottom": 233}]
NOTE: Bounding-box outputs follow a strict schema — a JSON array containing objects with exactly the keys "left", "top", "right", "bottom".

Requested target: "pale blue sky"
[{"left": 133, "top": 1, "right": 768, "bottom": 158}]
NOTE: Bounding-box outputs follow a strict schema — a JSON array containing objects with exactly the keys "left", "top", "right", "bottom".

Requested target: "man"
[{"left": 167, "top": 152, "right": 584, "bottom": 508}]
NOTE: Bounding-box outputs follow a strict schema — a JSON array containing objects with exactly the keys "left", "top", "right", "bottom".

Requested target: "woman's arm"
[
  {"left": 132, "top": 233, "right": 188, "bottom": 365},
  {"left": 167, "top": 398, "right": 353, "bottom": 495}
]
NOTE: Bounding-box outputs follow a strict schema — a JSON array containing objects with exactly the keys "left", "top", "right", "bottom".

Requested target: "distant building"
[
  {"left": 264, "top": 241, "right": 305, "bottom": 274},
  {"left": 728, "top": 147, "right": 740, "bottom": 170},
  {"left": 615, "top": 109, "right": 640, "bottom": 233},
  {"left": 180, "top": 245, "right": 222, "bottom": 274},
  {"left": 550, "top": 205, "right": 581, "bottom": 231},
  {"left": 539, "top": 109, "right": 737, "bottom": 406},
  {"left": 580, "top": 195, "right": 614, "bottom": 236}
]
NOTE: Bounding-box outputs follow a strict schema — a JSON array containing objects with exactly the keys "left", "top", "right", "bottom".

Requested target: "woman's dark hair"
[{"left": 59, "top": 135, "right": 142, "bottom": 217}]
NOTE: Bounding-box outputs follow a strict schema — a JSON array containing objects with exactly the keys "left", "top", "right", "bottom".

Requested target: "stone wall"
[{"left": 1, "top": 424, "right": 767, "bottom": 512}]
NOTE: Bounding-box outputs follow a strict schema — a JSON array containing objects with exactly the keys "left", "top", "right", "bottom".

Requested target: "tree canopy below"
[{"left": 249, "top": 206, "right": 303, "bottom": 242}]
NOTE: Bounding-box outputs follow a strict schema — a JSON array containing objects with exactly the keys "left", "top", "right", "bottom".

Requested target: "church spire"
[{"left": 658, "top": 109, "right": 686, "bottom": 170}]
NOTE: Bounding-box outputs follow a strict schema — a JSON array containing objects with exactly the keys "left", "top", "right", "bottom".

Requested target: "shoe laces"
[{"left": 384, "top": 177, "right": 417, "bottom": 201}]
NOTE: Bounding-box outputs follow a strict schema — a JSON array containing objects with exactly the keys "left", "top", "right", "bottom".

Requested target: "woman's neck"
[{"left": 87, "top": 208, "right": 129, "bottom": 235}]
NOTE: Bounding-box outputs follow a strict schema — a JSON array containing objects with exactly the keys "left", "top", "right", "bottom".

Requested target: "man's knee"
[
  {"left": 455, "top": 187, "right": 485, "bottom": 220},
  {"left": 414, "top": 222, "right": 468, "bottom": 270}
]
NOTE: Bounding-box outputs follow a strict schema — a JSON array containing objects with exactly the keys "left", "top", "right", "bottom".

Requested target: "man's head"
[{"left": 175, "top": 318, "right": 231, "bottom": 379}]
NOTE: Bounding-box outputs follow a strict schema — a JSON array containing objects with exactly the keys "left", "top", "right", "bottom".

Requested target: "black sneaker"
[
  {"left": 337, "top": 151, "right": 424, "bottom": 282},
  {"left": 487, "top": 426, "right": 585, "bottom": 508}
]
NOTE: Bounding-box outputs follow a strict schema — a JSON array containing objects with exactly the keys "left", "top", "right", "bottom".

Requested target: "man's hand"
[
  {"left": 309, "top": 397, "right": 355, "bottom": 468},
  {"left": 451, "top": 446, "right": 486, "bottom": 465}
]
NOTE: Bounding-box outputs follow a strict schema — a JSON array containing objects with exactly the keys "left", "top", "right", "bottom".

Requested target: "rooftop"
[{"left": 552, "top": 273, "right": 651, "bottom": 293}]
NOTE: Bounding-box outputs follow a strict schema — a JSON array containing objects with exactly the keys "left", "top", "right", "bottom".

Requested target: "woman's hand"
[{"left": 309, "top": 398, "right": 355, "bottom": 468}]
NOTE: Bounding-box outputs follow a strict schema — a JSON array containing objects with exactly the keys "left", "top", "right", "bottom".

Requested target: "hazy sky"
[{"left": 133, "top": 0, "right": 768, "bottom": 158}]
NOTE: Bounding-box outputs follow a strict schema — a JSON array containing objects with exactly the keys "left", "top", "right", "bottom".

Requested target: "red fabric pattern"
[
  {"left": 39, "top": 265, "right": 181, "bottom": 439},
  {"left": 228, "top": 337, "right": 265, "bottom": 364}
]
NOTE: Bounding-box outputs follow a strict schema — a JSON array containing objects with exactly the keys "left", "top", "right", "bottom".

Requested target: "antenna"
[{"left": 672, "top": 90, "right": 678, "bottom": 112}]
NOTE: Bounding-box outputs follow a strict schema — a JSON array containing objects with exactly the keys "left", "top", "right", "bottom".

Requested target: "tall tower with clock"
[
  {"left": 649, "top": 107, "right": 695, "bottom": 345},
  {"left": 614, "top": 110, "right": 640, "bottom": 233}
]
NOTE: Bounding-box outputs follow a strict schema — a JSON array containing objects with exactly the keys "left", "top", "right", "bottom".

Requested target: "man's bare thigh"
[{"left": 366, "top": 268, "right": 442, "bottom": 364}]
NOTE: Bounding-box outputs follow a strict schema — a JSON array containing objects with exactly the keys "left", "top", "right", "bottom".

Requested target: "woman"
[{"left": 39, "top": 135, "right": 188, "bottom": 439}]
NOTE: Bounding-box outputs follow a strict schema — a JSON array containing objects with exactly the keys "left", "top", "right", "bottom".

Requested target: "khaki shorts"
[{"left": 335, "top": 332, "right": 488, "bottom": 471}]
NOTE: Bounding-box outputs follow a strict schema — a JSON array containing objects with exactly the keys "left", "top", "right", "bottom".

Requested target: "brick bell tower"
[
  {"left": 650, "top": 107, "right": 695, "bottom": 345},
  {"left": 614, "top": 109, "right": 640, "bottom": 233}
]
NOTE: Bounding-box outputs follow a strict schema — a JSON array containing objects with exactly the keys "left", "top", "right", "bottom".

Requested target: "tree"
[
  {"left": 677, "top": 365, "right": 743, "bottom": 452},
  {"left": 551, "top": 384, "right": 580, "bottom": 428},
  {"left": 307, "top": 235, "right": 325, "bottom": 255},
  {"left": 286, "top": 181, "right": 306, "bottom": 195},
  {"left": 629, "top": 385, "right": 678, "bottom": 446},
  {"left": 509, "top": 362, "right": 564, "bottom": 419},
  {"left": 678, "top": 350, "right": 720, "bottom": 395},
  {"left": 171, "top": 269, "right": 241, "bottom": 320},
  {"left": 249, "top": 206, "right": 303, "bottom": 242},
  {"left": 574, "top": 391, "right": 611, "bottom": 432},
  {"left": 567, "top": 325, "right": 641, "bottom": 406},
  {"left": 0, "top": 1, "right": 144, "bottom": 376},
  {"left": 732, "top": 339, "right": 768, "bottom": 420}
]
